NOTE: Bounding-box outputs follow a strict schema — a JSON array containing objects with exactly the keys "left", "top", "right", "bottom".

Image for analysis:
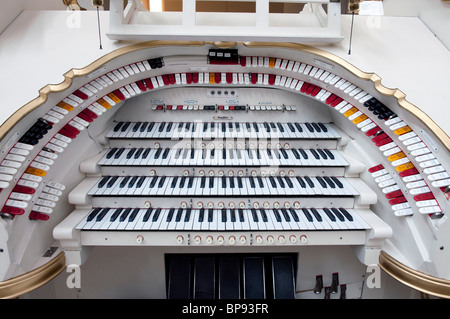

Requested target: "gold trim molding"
[
  {"left": 379, "top": 250, "right": 450, "bottom": 299},
  {"left": 0, "top": 252, "right": 66, "bottom": 299}
]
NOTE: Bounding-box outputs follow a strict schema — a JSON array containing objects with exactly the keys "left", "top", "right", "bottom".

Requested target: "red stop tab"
[
  {"left": 113, "top": 89, "right": 125, "bottom": 101},
  {"left": 330, "top": 97, "right": 343, "bottom": 107},
  {"left": 372, "top": 132, "right": 388, "bottom": 143},
  {"left": 144, "top": 78, "right": 153, "bottom": 89},
  {"left": 251, "top": 73, "right": 257, "bottom": 84},
  {"left": 375, "top": 137, "right": 393, "bottom": 147},
  {"left": 368, "top": 164, "right": 384, "bottom": 173},
  {"left": 240, "top": 56, "right": 247, "bottom": 67},
  {"left": 13, "top": 185, "right": 36, "bottom": 194},
  {"left": 192, "top": 73, "right": 199, "bottom": 83},
  {"left": 29, "top": 211, "right": 50, "bottom": 221},
  {"left": 385, "top": 190, "right": 404, "bottom": 199},
  {"left": 399, "top": 168, "right": 419, "bottom": 177},
  {"left": 365, "top": 126, "right": 381, "bottom": 136},
  {"left": 136, "top": 80, "right": 147, "bottom": 92},
  {"left": 389, "top": 196, "right": 407, "bottom": 205},
  {"left": 268, "top": 74, "right": 276, "bottom": 85},
  {"left": 215, "top": 73, "right": 221, "bottom": 84},
  {"left": 1, "top": 206, "right": 25, "bottom": 215},
  {"left": 311, "top": 86, "right": 321, "bottom": 97},
  {"left": 413, "top": 193, "right": 435, "bottom": 201},
  {"left": 73, "top": 90, "right": 89, "bottom": 100}
]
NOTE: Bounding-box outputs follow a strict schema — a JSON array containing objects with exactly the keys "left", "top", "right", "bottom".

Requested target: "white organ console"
[{"left": 0, "top": 3, "right": 450, "bottom": 300}]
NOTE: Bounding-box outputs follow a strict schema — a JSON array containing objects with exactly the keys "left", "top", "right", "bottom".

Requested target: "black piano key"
[
  {"left": 318, "top": 122, "right": 328, "bottom": 132},
  {"left": 170, "top": 176, "right": 178, "bottom": 188},
  {"left": 330, "top": 176, "right": 343, "bottom": 188},
  {"left": 296, "top": 176, "right": 306, "bottom": 188},
  {"left": 167, "top": 255, "right": 191, "bottom": 299},
  {"left": 263, "top": 122, "right": 270, "bottom": 132},
  {"left": 238, "top": 209, "right": 245, "bottom": 222},
  {"left": 310, "top": 208, "right": 322, "bottom": 222},
  {"left": 294, "top": 122, "right": 303, "bottom": 132},
  {"left": 113, "top": 122, "right": 124, "bottom": 132},
  {"left": 277, "top": 122, "right": 284, "bottom": 132},
  {"left": 184, "top": 208, "right": 192, "bottom": 222},
  {"left": 142, "top": 208, "right": 153, "bottom": 222},
  {"left": 284, "top": 176, "right": 294, "bottom": 188},
  {"left": 198, "top": 208, "right": 205, "bottom": 222},
  {"left": 136, "top": 176, "right": 146, "bottom": 188},
  {"left": 272, "top": 256, "right": 296, "bottom": 299},
  {"left": 127, "top": 176, "right": 138, "bottom": 188},
  {"left": 86, "top": 208, "right": 101, "bottom": 222},
  {"left": 305, "top": 122, "right": 314, "bottom": 132},
  {"left": 194, "top": 257, "right": 216, "bottom": 299},
  {"left": 230, "top": 209, "right": 236, "bottom": 222},
  {"left": 252, "top": 122, "right": 259, "bottom": 132},
  {"left": 237, "top": 177, "right": 243, "bottom": 188},
  {"left": 209, "top": 176, "right": 214, "bottom": 188},
  {"left": 166, "top": 122, "right": 173, "bottom": 132},
  {"left": 331, "top": 208, "right": 345, "bottom": 222},
  {"left": 323, "top": 176, "right": 336, "bottom": 188},
  {"left": 139, "top": 122, "right": 148, "bottom": 132},
  {"left": 281, "top": 148, "right": 289, "bottom": 159},
  {"left": 200, "top": 176, "right": 206, "bottom": 188},
  {"left": 316, "top": 176, "right": 327, "bottom": 188},
  {"left": 222, "top": 176, "right": 227, "bottom": 188},
  {"left": 106, "top": 148, "right": 118, "bottom": 159},
  {"left": 323, "top": 149, "right": 335, "bottom": 160},
  {"left": 277, "top": 176, "right": 285, "bottom": 188},
  {"left": 304, "top": 176, "right": 315, "bottom": 188},
  {"left": 281, "top": 208, "right": 291, "bottom": 222},
  {"left": 120, "top": 122, "right": 130, "bottom": 132},
  {"left": 219, "top": 257, "right": 241, "bottom": 299},
  {"left": 317, "top": 149, "right": 327, "bottom": 159},
  {"left": 298, "top": 148, "right": 308, "bottom": 159},
  {"left": 221, "top": 209, "right": 227, "bottom": 222},
  {"left": 287, "top": 123, "right": 295, "bottom": 132},
  {"left": 132, "top": 122, "right": 141, "bottom": 132},
  {"left": 260, "top": 209, "right": 268, "bottom": 222},
  {"left": 311, "top": 122, "right": 321, "bottom": 132},
  {"left": 166, "top": 208, "right": 175, "bottom": 222},
  {"left": 107, "top": 176, "right": 118, "bottom": 188},
  {"left": 251, "top": 208, "right": 259, "bottom": 222},
  {"left": 96, "top": 208, "right": 109, "bottom": 222},
  {"left": 310, "top": 149, "right": 320, "bottom": 160},
  {"left": 289, "top": 208, "right": 299, "bottom": 222},
  {"left": 110, "top": 208, "right": 122, "bottom": 222},
  {"left": 175, "top": 208, "right": 184, "bottom": 222},
  {"left": 98, "top": 176, "right": 110, "bottom": 188},
  {"left": 149, "top": 176, "right": 158, "bottom": 188},
  {"left": 152, "top": 208, "right": 161, "bottom": 222},
  {"left": 142, "top": 148, "right": 151, "bottom": 159},
  {"left": 208, "top": 209, "right": 214, "bottom": 222},
  {"left": 257, "top": 176, "right": 264, "bottom": 188},
  {"left": 229, "top": 177, "right": 235, "bottom": 189},
  {"left": 114, "top": 148, "right": 124, "bottom": 159},
  {"left": 129, "top": 208, "right": 140, "bottom": 222},
  {"left": 301, "top": 208, "right": 313, "bottom": 222},
  {"left": 158, "top": 122, "right": 166, "bottom": 132},
  {"left": 179, "top": 176, "right": 186, "bottom": 188},
  {"left": 269, "top": 176, "right": 277, "bottom": 188},
  {"left": 119, "top": 208, "right": 131, "bottom": 222},
  {"left": 119, "top": 176, "right": 130, "bottom": 188},
  {"left": 249, "top": 176, "right": 256, "bottom": 188},
  {"left": 291, "top": 148, "right": 300, "bottom": 160},
  {"left": 187, "top": 176, "right": 194, "bottom": 188},
  {"left": 323, "top": 208, "right": 336, "bottom": 222},
  {"left": 154, "top": 147, "right": 162, "bottom": 159},
  {"left": 273, "top": 209, "right": 282, "bottom": 222},
  {"left": 147, "top": 122, "right": 155, "bottom": 132},
  {"left": 339, "top": 208, "right": 354, "bottom": 221},
  {"left": 243, "top": 257, "right": 265, "bottom": 299},
  {"left": 162, "top": 148, "right": 170, "bottom": 159},
  {"left": 134, "top": 148, "right": 143, "bottom": 159}
]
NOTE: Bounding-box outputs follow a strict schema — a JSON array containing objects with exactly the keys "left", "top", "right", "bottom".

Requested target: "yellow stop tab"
[
  {"left": 394, "top": 126, "right": 412, "bottom": 135},
  {"left": 269, "top": 58, "right": 276, "bottom": 68},
  {"left": 388, "top": 152, "right": 406, "bottom": 162},
  {"left": 395, "top": 162, "right": 415, "bottom": 172},
  {"left": 25, "top": 167, "right": 47, "bottom": 177},
  {"left": 97, "top": 98, "right": 111, "bottom": 109},
  {"left": 352, "top": 114, "right": 368, "bottom": 124},
  {"left": 57, "top": 101, "right": 74, "bottom": 112},
  {"left": 344, "top": 107, "right": 358, "bottom": 117},
  {"left": 107, "top": 93, "right": 121, "bottom": 104},
  {"left": 209, "top": 73, "right": 215, "bottom": 84}
]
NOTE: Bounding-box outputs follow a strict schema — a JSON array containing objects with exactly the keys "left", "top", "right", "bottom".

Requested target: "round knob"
[
  {"left": 206, "top": 235, "right": 213, "bottom": 244},
  {"left": 217, "top": 236, "right": 224, "bottom": 244},
  {"left": 176, "top": 235, "right": 184, "bottom": 244},
  {"left": 239, "top": 235, "right": 247, "bottom": 244},
  {"left": 194, "top": 235, "right": 201, "bottom": 244},
  {"left": 300, "top": 235, "right": 308, "bottom": 244},
  {"left": 290, "top": 235, "right": 297, "bottom": 243},
  {"left": 278, "top": 235, "right": 286, "bottom": 244},
  {"left": 229, "top": 236, "right": 236, "bottom": 245},
  {"left": 256, "top": 235, "right": 263, "bottom": 244},
  {"left": 267, "top": 235, "right": 274, "bottom": 244},
  {"left": 136, "top": 235, "right": 144, "bottom": 244}
]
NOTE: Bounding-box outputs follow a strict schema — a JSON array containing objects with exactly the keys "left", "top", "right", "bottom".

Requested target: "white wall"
[{"left": 382, "top": 0, "right": 450, "bottom": 49}]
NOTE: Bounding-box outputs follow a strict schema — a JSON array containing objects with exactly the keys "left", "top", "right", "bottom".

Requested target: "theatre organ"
[{"left": 0, "top": 41, "right": 449, "bottom": 299}]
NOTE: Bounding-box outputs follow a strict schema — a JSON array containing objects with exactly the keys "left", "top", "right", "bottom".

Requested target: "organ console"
[{"left": 0, "top": 36, "right": 449, "bottom": 299}]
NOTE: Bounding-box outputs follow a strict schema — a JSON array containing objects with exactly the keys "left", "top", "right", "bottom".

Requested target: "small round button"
[
  {"left": 267, "top": 235, "right": 274, "bottom": 244},
  {"left": 136, "top": 235, "right": 144, "bottom": 244},
  {"left": 290, "top": 235, "right": 297, "bottom": 243},
  {"left": 229, "top": 236, "right": 236, "bottom": 244},
  {"left": 300, "top": 235, "right": 308, "bottom": 244},
  {"left": 256, "top": 235, "right": 263, "bottom": 244},
  {"left": 206, "top": 236, "right": 213, "bottom": 244},
  {"left": 194, "top": 235, "right": 201, "bottom": 244},
  {"left": 176, "top": 235, "right": 184, "bottom": 244},
  {"left": 278, "top": 235, "right": 286, "bottom": 244},
  {"left": 240, "top": 235, "right": 247, "bottom": 244},
  {"left": 217, "top": 236, "right": 224, "bottom": 244}
]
